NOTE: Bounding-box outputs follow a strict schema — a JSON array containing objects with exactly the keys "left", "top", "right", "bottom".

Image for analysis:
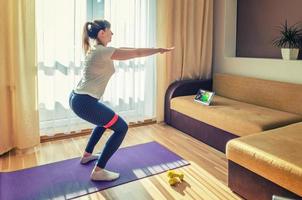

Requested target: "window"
[{"left": 36, "top": 0, "right": 156, "bottom": 135}]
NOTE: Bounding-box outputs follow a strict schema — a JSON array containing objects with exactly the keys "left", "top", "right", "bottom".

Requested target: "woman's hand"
[{"left": 159, "top": 47, "right": 175, "bottom": 54}]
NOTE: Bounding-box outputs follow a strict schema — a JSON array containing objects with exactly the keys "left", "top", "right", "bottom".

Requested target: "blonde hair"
[{"left": 82, "top": 20, "right": 111, "bottom": 54}]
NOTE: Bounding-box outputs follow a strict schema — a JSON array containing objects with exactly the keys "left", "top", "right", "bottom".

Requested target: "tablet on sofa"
[{"left": 194, "top": 89, "right": 215, "bottom": 106}]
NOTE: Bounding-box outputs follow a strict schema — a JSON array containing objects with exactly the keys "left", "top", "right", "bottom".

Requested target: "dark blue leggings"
[{"left": 69, "top": 92, "right": 128, "bottom": 168}]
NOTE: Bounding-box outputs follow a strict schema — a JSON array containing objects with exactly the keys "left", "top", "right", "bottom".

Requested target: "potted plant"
[{"left": 272, "top": 20, "right": 302, "bottom": 60}]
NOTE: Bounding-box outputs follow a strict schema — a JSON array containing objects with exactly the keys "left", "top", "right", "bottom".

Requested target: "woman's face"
[{"left": 97, "top": 28, "right": 113, "bottom": 46}]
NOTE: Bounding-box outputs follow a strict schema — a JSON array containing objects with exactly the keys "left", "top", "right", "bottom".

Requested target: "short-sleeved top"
[{"left": 74, "top": 45, "right": 116, "bottom": 99}]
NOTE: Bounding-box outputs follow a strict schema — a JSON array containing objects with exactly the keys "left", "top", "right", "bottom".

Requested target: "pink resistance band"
[{"left": 103, "top": 114, "right": 119, "bottom": 128}]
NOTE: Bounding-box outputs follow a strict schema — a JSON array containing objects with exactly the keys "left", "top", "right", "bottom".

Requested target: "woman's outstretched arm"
[{"left": 111, "top": 47, "right": 174, "bottom": 60}]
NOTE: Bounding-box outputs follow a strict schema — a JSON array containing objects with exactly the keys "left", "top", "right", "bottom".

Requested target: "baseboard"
[{"left": 40, "top": 119, "right": 156, "bottom": 143}]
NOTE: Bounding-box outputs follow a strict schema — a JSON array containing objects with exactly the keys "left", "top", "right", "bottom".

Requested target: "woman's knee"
[
  {"left": 118, "top": 118, "right": 128, "bottom": 133},
  {"left": 110, "top": 117, "right": 128, "bottom": 133}
]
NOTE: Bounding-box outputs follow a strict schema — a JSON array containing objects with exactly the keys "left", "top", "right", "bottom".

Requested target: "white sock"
[
  {"left": 90, "top": 168, "right": 120, "bottom": 181},
  {"left": 80, "top": 154, "right": 99, "bottom": 164}
]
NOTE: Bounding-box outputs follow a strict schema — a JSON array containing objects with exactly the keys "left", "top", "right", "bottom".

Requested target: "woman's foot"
[
  {"left": 80, "top": 152, "right": 99, "bottom": 164},
  {"left": 90, "top": 167, "right": 120, "bottom": 181}
]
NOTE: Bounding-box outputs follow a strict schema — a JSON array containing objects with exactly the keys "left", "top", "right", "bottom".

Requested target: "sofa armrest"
[{"left": 164, "top": 79, "right": 213, "bottom": 124}]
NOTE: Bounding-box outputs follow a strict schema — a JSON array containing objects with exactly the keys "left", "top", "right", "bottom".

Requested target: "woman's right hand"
[{"left": 159, "top": 47, "right": 175, "bottom": 54}]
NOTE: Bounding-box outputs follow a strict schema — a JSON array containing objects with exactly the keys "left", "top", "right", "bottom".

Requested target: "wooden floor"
[{"left": 0, "top": 123, "right": 241, "bottom": 200}]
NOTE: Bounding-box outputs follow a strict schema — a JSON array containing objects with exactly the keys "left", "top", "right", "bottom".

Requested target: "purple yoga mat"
[{"left": 0, "top": 141, "right": 189, "bottom": 200}]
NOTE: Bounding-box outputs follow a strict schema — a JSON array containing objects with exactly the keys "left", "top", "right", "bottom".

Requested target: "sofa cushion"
[
  {"left": 170, "top": 95, "right": 302, "bottom": 136},
  {"left": 213, "top": 73, "right": 302, "bottom": 115},
  {"left": 226, "top": 122, "right": 302, "bottom": 196}
]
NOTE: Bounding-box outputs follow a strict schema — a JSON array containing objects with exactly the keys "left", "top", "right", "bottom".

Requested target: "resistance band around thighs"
[{"left": 103, "top": 114, "right": 119, "bottom": 128}]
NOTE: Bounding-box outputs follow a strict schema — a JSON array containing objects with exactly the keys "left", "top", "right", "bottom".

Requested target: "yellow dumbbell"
[
  {"left": 167, "top": 170, "right": 184, "bottom": 181},
  {"left": 168, "top": 177, "right": 180, "bottom": 186}
]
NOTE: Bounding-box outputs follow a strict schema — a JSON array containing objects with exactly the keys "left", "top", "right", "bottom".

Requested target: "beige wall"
[{"left": 213, "top": 0, "right": 302, "bottom": 84}]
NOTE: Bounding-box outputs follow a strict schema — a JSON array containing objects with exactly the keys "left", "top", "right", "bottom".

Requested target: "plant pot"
[{"left": 281, "top": 48, "right": 299, "bottom": 60}]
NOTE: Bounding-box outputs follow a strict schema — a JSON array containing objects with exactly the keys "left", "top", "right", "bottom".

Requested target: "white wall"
[{"left": 213, "top": 0, "right": 302, "bottom": 84}]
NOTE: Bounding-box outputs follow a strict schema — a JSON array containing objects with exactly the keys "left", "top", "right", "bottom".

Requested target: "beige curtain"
[
  {"left": 0, "top": 0, "right": 40, "bottom": 155},
  {"left": 156, "top": 0, "right": 213, "bottom": 122}
]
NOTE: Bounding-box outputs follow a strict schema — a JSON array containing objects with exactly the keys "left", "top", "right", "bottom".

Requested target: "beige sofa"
[
  {"left": 165, "top": 73, "right": 302, "bottom": 199},
  {"left": 227, "top": 122, "right": 302, "bottom": 199}
]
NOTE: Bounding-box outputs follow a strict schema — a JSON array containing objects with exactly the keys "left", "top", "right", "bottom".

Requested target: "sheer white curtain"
[
  {"left": 103, "top": 0, "right": 157, "bottom": 122},
  {"left": 36, "top": 0, "right": 93, "bottom": 135},
  {"left": 36, "top": 0, "right": 156, "bottom": 136}
]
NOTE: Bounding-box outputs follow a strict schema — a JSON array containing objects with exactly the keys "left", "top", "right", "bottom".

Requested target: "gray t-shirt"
[{"left": 74, "top": 45, "right": 116, "bottom": 99}]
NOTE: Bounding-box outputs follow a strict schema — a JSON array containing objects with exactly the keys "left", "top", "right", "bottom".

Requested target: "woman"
[{"left": 69, "top": 19, "right": 174, "bottom": 181}]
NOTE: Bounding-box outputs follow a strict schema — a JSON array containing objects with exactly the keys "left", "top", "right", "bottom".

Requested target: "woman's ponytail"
[{"left": 82, "top": 22, "right": 91, "bottom": 54}]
